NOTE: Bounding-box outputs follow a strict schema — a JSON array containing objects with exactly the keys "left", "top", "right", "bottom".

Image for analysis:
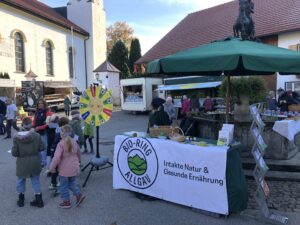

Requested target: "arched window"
[
  {"left": 14, "top": 32, "right": 25, "bottom": 72},
  {"left": 68, "top": 47, "right": 74, "bottom": 78},
  {"left": 45, "top": 41, "right": 54, "bottom": 75}
]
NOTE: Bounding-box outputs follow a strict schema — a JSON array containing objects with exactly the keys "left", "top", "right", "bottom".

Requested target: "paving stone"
[{"left": 246, "top": 179, "right": 300, "bottom": 212}]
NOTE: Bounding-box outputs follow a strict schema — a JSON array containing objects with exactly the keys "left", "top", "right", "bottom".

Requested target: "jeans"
[
  {"left": 6, "top": 119, "right": 19, "bottom": 137},
  {"left": 83, "top": 135, "right": 94, "bottom": 152},
  {"left": 16, "top": 175, "right": 41, "bottom": 194},
  {"left": 65, "top": 110, "right": 70, "bottom": 116},
  {"left": 0, "top": 114, "right": 5, "bottom": 134},
  {"left": 59, "top": 176, "right": 81, "bottom": 201},
  {"left": 39, "top": 134, "right": 47, "bottom": 167}
]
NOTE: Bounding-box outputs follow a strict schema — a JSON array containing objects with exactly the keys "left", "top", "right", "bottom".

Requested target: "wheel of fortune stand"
[{"left": 79, "top": 85, "right": 113, "bottom": 165}]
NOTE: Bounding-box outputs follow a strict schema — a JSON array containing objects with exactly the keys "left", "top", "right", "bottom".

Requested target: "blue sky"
[{"left": 41, "top": 0, "right": 232, "bottom": 54}]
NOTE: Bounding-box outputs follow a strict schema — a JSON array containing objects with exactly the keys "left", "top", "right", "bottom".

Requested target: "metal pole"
[
  {"left": 96, "top": 126, "right": 100, "bottom": 158},
  {"left": 71, "top": 26, "right": 76, "bottom": 79},
  {"left": 226, "top": 76, "right": 231, "bottom": 122}
]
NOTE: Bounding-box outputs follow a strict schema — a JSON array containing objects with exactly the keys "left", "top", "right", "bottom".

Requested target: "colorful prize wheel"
[{"left": 79, "top": 86, "right": 113, "bottom": 126}]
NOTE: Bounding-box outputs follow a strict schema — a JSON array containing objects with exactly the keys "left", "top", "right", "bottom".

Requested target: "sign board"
[
  {"left": 114, "top": 135, "right": 229, "bottom": 215},
  {"left": 21, "top": 81, "right": 44, "bottom": 107},
  {"left": 250, "top": 104, "right": 288, "bottom": 224}
]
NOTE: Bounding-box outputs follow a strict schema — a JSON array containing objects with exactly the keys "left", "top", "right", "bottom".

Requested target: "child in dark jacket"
[
  {"left": 45, "top": 114, "right": 59, "bottom": 173},
  {"left": 70, "top": 110, "right": 84, "bottom": 148},
  {"left": 48, "top": 117, "right": 70, "bottom": 190}
]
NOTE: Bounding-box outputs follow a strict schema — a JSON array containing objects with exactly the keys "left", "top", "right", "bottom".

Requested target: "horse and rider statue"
[{"left": 233, "top": 0, "right": 256, "bottom": 40}]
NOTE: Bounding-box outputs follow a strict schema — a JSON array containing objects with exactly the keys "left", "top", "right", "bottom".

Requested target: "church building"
[{"left": 0, "top": 0, "right": 106, "bottom": 93}]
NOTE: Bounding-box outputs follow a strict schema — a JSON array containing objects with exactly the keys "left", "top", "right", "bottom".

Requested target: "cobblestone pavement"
[{"left": 247, "top": 179, "right": 300, "bottom": 212}]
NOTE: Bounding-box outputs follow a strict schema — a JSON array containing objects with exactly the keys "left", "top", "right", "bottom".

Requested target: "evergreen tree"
[
  {"left": 108, "top": 40, "right": 130, "bottom": 78},
  {"left": 129, "top": 38, "right": 142, "bottom": 74}
]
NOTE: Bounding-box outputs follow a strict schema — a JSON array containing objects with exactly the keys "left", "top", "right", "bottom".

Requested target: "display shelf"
[{"left": 249, "top": 103, "right": 288, "bottom": 225}]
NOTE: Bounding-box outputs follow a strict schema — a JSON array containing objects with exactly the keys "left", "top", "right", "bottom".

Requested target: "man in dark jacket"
[
  {"left": 148, "top": 98, "right": 171, "bottom": 132},
  {"left": 0, "top": 99, "right": 6, "bottom": 135},
  {"left": 278, "top": 91, "right": 297, "bottom": 112}
]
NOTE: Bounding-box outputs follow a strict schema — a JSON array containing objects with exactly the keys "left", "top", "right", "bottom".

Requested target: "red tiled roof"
[
  {"left": 1, "top": 0, "right": 89, "bottom": 36},
  {"left": 137, "top": 0, "right": 300, "bottom": 64}
]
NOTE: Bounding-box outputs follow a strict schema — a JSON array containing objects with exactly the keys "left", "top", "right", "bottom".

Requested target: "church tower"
[{"left": 67, "top": 0, "right": 106, "bottom": 86}]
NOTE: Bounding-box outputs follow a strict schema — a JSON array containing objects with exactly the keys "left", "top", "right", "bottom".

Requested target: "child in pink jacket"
[{"left": 50, "top": 125, "right": 85, "bottom": 209}]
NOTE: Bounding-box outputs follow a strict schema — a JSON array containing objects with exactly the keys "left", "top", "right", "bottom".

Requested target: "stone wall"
[{"left": 193, "top": 116, "right": 300, "bottom": 160}]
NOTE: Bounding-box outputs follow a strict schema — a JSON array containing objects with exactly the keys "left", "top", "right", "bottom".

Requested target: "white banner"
[{"left": 113, "top": 135, "right": 229, "bottom": 215}]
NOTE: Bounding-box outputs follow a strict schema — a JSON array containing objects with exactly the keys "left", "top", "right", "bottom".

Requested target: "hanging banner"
[
  {"left": 113, "top": 135, "right": 229, "bottom": 215},
  {"left": 79, "top": 86, "right": 113, "bottom": 126}
]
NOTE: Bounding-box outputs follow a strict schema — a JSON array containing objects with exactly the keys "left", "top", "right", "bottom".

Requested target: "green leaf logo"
[{"left": 128, "top": 154, "right": 147, "bottom": 175}]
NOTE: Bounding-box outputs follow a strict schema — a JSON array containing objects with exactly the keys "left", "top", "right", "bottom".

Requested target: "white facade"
[
  {"left": 277, "top": 31, "right": 300, "bottom": 92},
  {"left": 68, "top": 0, "right": 107, "bottom": 86},
  {"left": 0, "top": 0, "right": 106, "bottom": 92},
  {"left": 98, "top": 71, "right": 120, "bottom": 105}
]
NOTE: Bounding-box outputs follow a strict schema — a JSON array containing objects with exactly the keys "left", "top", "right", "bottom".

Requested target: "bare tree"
[{"left": 106, "top": 22, "right": 134, "bottom": 55}]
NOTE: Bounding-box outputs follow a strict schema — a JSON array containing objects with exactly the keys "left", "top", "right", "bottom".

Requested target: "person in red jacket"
[
  {"left": 181, "top": 95, "right": 190, "bottom": 117},
  {"left": 203, "top": 96, "right": 214, "bottom": 112},
  {"left": 32, "top": 98, "right": 52, "bottom": 167}
]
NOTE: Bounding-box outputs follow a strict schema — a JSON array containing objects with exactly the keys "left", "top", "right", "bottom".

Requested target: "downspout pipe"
[{"left": 84, "top": 35, "right": 90, "bottom": 89}]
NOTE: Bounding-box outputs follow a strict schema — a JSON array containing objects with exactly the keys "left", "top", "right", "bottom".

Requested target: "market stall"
[
  {"left": 190, "top": 113, "right": 300, "bottom": 160},
  {"left": 0, "top": 78, "right": 15, "bottom": 99},
  {"left": 113, "top": 135, "right": 248, "bottom": 215},
  {"left": 273, "top": 119, "right": 300, "bottom": 141}
]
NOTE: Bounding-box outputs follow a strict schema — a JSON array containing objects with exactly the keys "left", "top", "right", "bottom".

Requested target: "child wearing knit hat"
[{"left": 70, "top": 110, "right": 84, "bottom": 148}]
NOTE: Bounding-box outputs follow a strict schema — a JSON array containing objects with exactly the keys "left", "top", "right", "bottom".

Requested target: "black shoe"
[
  {"left": 30, "top": 194, "right": 44, "bottom": 208},
  {"left": 4, "top": 136, "right": 11, "bottom": 139},
  {"left": 17, "top": 193, "right": 24, "bottom": 207},
  {"left": 82, "top": 149, "right": 88, "bottom": 154}
]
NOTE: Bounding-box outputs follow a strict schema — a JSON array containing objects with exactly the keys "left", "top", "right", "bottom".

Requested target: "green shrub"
[
  {"left": 0, "top": 72, "right": 10, "bottom": 79},
  {"left": 3, "top": 72, "right": 9, "bottom": 79},
  {"left": 220, "top": 77, "right": 267, "bottom": 104}
]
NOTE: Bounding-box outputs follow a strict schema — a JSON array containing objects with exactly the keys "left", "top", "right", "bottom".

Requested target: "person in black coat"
[
  {"left": 278, "top": 91, "right": 297, "bottom": 112},
  {"left": 0, "top": 99, "right": 6, "bottom": 135},
  {"left": 148, "top": 98, "right": 171, "bottom": 132}
]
